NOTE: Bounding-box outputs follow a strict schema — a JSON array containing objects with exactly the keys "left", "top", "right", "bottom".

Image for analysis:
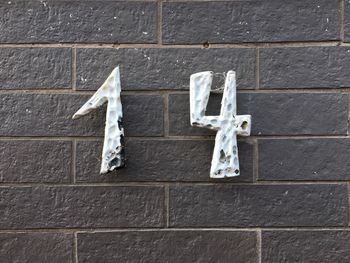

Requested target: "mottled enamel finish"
[
  {"left": 190, "top": 70, "right": 251, "bottom": 178},
  {"left": 73, "top": 67, "right": 125, "bottom": 174}
]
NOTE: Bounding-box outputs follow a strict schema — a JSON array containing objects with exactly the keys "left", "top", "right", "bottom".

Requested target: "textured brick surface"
[
  {"left": 0, "top": 1, "right": 157, "bottom": 43},
  {"left": 0, "top": 94, "right": 163, "bottom": 136},
  {"left": 169, "top": 184, "right": 348, "bottom": 227},
  {"left": 343, "top": 0, "right": 350, "bottom": 42},
  {"left": 262, "top": 231, "right": 350, "bottom": 263},
  {"left": 162, "top": 0, "right": 339, "bottom": 44},
  {"left": 0, "top": 232, "right": 73, "bottom": 263},
  {"left": 259, "top": 139, "right": 350, "bottom": 181},
  {"left": 0, "top": 140, "right": 71, "bottom": 183},
  {"left": 76, "top": 139, "right": 254, "bottom": 182},
  {"left": 76, "top": 48, "right": 256, "bottom": 90},
  {"left": 77, "top": 231, "right": 258, "bottom": 263},
  {"left": 0, "top": 186, "right": 164, "bottom": 229},
  {"left": 0, "top": 48, "right": 71, "bottom": 89},
  {"left": 169, "top": 93, "right": 348, "bottom": 136},
  {"left": 1, "top": 0, "right": 350, "bottom": 262},
  {"left": 0, "top": 233, "right": 73, "bottom": 263},
  {"left": 260, "top": 47, "right": 350, "bottom": 89}
]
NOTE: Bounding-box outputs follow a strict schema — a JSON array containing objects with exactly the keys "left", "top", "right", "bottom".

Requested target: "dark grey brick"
[
  {"left": 0, "top": 186, "right": 164, "bottom": 229},
  {"left": 0, "top": 140, "right": 71, "bottom": 183},
  {"left": 259, "top": 139, "right": 350, "bottom": 181},
  {"left": 0, "top": 1, "right": 156, "bottom": 43},
  {"left": 78, "top": 230, "right": 258, "bottom": 263},
  {"left": 169, "top": 184, "right": 348, "bottom": 227},
  {"left": 76, "top": 48, "right": 256, "bottom": 90},
  {"left": 343, "top": 0, "right": 350, "bottom": 42},
  {"left": 0, "top": 48, "right": 71, "bottom": 89},
  {"left": 75, "top": 139, "right": 254, "bottom": 182},
  {"left": 260, "top": 47, "right": 350, "bottom": 89},
  {"left": 168, "top": 93, "right": 348, "bottom": 136},
  {"left": 0, "top": 94, "right": 163, "bottom": 136},
  {"left": 0, "top": 232, "right": 73, "bottom": 263},
  {"left": 262, "top": 231, "right": 350, "bottom": 263},
  {"left": 162, "top": 0, "right": 339, "bottom": 44}
]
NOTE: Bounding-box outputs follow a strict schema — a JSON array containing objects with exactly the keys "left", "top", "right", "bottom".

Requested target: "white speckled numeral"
[
  {"left": 73, "top": 67, "right": 125, "bottom": 174},
  {"left": 190, "top": 70, "right": 251, "bottom": 178}
]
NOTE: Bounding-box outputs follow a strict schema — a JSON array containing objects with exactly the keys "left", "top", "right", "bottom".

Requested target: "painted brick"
[
  {"left": 78, "top": 230, "right": 258, "bottom": 263},
  {"left": 0, "top": 94, "right": 163, "bottom": 136},
  {"left": 0, "top": 1, "right": 156, "bottom": 43},
  {"left": 162, "top": 0, "right": 339, "bottom": 44},
  {"left": 0, "top": 232, "right": 73, "bottom": 263},
  {"left": 169, "top": 184, "right": 348, "bottom": 227},
  {"left": 260, "top": 47, "right": 350, "bottom": 89},
  {"left": 168, "top": 93, "right": 348, "bottom": 136},
  {"left": 0, "top": 186, "right": 164, "bottom": 229},
  {"left": 0, "top": 48, "right": 71, "bottom": 89},
  {"left": 75, "top": 139, "right": 254, "bottom": 182},
  {"left": 76, "top": 48, "right": 256, "bottom": 90},
  {"left": 0, "top": 140, "right": 71, "bottom": 183},
  {"left": 259, "top": 139, "right": 350, "bottom": 181},
  {"left": 262, "top": 231, "right": 350, "bottom": 263}
]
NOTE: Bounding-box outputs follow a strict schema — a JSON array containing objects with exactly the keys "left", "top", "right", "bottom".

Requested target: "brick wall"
[{"left": 0, "top": 0, "right": 349, "bottom": 262}]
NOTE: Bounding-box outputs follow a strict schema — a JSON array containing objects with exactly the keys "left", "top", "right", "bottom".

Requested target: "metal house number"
[
  {"left": 73, "top": 66, "right": 125, "bottom": 174},
  {"left": 190, "top": 70, "right": 251, "bottom": 178}
]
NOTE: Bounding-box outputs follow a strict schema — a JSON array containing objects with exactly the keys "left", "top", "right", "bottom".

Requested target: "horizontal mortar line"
[
  {"left": 1, "top": 88, "right": 350, "bottom": 95},
  {"left": 1, "top": 226, "right": 350, "bottom": 233},
  {"left": 36, "top": 0, "right": 158, "bottom": 2},
  {"left": 0, "top": 41, "right": 345, "bottom": 49},
  {"left": 163, "top": 0, "right": 345, "bottom": 6},
  {"left": 239, "top": 88, "right": 350, "bottom": 93},
  {"left": 0, "top": 136, "right": 102, "bottom": 141},
  {"left": 0, "top": 89, "right": 177, "bottom": 95},
  {"left": 168, "top": 89, "right": 350, "bottom": 94},
  {"left": 252, "top": 135, "right": 350, "bottom": 140},
  {"left": 0, "top": 135, "right": 350, "bottom": 141},
  {"left": 126, "top": 88, "right": 350, "bottom": 94},
  {"left": 78, "top": 181, "right": 348, "bottom": 185},
  {"left": 0, "top": 89, "right": 192, "bottom": 95},
  {"left": 0, "top": 228, "right": 259, "bottom": 233},
  {"left": 157, "top": 135, "right": 350, "bottom": 140},
  {"left": 255, "top": 180, "right": 350, "bottom": 184},
  {"left": 162, "top": 0, "right": 259, "bottom": 1},
  {"left": 0, "top": 181, "right": 346, "bottom": 187},
  {"left": 0, "top": 89, "right": 178, "bottom": 94}
]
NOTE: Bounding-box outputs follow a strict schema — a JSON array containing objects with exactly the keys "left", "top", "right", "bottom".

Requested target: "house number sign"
[
  {"left": 74, "top": 67, "right": 251, "bottom": 178},
  {"left": 190, "top": 70, "right": 251, "bottom": 178}
]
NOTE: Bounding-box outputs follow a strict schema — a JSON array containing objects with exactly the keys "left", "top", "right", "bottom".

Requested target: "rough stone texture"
[
  {"left": 162, "top": 0, "right": 340, "bottom": 44},
  {"left": 0, "top": 140, "right": 71, "bottom": 183},
  {"left": 259, "top": 139, "right": 350, "bottom": 181},
  {"left": 0, "top": 186, "right": 164, "bottom": 229},
  {"left": 0, "top": 232, "right": 73, "bottom": 263},
  {"left": 75, "top": 139, "right": 254, "bottom": 182},
  {"left": 169, "top": 184, "right": 348, "bottom": 227},
  {"left": 77, "top": 231, "right": 258, "bottom": 263},
  {"left": 0, "top": 94, "right": 163, "bottom": 136},
  {"left": 0, "top": 1, "right": 157, "bottom": 43},
  {"left": 0, "top": 48, "right": 71, "bottom": 89},
  {"left": 260, "top": 47, "right": 350, "bottom": 89},
  {"left": 169, "top": 93, "right": 348, "bottom": 136},
  {"left": 76, "top": 48, "right": 256, "bottom": 90},
  {"left": 262, "top": 231, "right": 350, "bottom": 263}
]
